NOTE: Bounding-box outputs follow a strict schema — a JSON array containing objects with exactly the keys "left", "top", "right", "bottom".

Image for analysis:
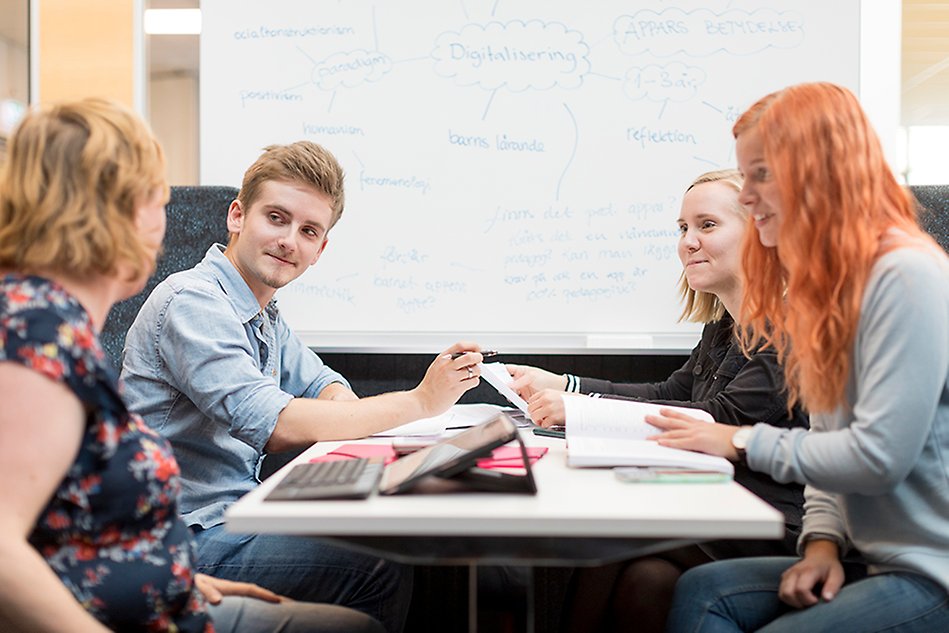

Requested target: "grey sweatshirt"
[{"left": 748, "top": 246, "right": 949, "bottom": 592}]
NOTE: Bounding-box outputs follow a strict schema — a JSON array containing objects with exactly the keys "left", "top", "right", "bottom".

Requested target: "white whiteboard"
[{"left": 200, "top": 0, "right": 891, "bottom": 353}]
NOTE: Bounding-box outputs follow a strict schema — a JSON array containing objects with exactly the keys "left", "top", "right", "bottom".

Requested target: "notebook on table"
[
  {"left": 265, "top": 413, "right": 537, "bottom": 501},
  {"left": 563, "top": 396, "right": 734, "bottom": 475},
  {"left": 310, "top": 442, "right": 547, "bottom": 468}
]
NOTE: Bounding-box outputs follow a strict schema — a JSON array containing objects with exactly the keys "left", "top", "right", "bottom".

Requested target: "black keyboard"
[{"left": 265, "top": 458, "right": 383, "bottom": 501}]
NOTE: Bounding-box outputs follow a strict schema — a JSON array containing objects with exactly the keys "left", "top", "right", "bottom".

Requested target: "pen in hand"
[{"left": 450, "top": 350, "right": 498, "bottom": 360}]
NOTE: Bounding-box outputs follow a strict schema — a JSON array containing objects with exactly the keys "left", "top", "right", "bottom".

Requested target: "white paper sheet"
[
  {"left": 478, "top": 362, "right": 530, "bottom": 414},
  {"left": 373, "top": 403, "right": 508, "bottom": 437}
]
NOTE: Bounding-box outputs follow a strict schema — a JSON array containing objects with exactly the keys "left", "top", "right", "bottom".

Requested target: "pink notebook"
[
  {"left": 476, "top": 446, "right": 547, "bottom": 469},
  {"left": 311, "top": 443, "right": 547, "bottom": 470}
]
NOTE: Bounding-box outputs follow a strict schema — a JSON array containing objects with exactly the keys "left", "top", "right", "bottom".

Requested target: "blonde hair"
[
  {"left": 677, "top": 168, "right": 746, "bottom": 323},
  {"left": 237, "top": 141, "right": 345, "bottom": 227},
  {"left": 0, "top": 98, "right": 167, "bottom": 280},
  {"left": 734, "top": 82, "right": 932, "bottom": 412}
]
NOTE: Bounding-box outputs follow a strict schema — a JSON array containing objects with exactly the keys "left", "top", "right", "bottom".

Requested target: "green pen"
[
  {"left": 613, "top": 467, "right": 732, "bottom": 484},
  {"left": 532, "top": 426, "right": 566, "bottom": 439}
]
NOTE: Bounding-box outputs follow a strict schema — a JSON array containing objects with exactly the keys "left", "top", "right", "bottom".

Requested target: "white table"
[
  {"left": 226, "top": 432, "right": 783, "bottom": 631},
  {"left": 228, "top": 432, "right": 782, "bottom": 549}
]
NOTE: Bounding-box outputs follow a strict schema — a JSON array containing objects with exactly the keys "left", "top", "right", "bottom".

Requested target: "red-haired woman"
[{"left": 650, "top": 82, "right": 949, "bottom": 632}]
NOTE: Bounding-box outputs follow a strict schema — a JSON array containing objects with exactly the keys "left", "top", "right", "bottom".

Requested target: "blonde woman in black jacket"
[{"left": 507, "top": 169, "right": 809, "bottom": 633}]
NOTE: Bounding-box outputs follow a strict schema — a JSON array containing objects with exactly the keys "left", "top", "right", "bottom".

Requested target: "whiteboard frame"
[
  {"left": 203, "top": 0, "right": 901, "bottom": 354},
  {"left": 860, "top": 0, "right": 901, "bottom": 167},
  {"left": 29, "top": 0, "right": 38, "bottom": 104},
  {"left": 303, "top": 331, "right": 706, "bottom": 355}
]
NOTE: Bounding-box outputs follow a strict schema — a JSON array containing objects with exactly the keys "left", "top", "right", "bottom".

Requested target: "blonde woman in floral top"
[{"left": 0, "top": 99, "right": 381, "bottom": 633}]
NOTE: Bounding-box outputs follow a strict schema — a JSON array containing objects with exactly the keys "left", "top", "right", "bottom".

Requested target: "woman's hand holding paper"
[{"left": 507, "top": 364, "right": 568, "bottom": 398}]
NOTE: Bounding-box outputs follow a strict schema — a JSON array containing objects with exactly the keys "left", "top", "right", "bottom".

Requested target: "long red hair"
[{"left": 734, "top": 83, "right": 931, "bottom": 412}]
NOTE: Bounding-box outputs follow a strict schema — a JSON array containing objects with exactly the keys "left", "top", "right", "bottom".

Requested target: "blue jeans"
[
  {"left": 192, "top": 526, "right": 412, "bottom": 633},
  {"left": 666, "top": 557, "right": 949, "bottom": 633}
]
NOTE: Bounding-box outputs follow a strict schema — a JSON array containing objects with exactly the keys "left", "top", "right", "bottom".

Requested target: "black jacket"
[{"left": 580, "top": 313, "right": 807, "bottom": 552}]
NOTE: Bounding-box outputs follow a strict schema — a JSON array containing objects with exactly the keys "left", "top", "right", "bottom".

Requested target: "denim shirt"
[{"left": 120, "top": 245, "right": 349, "bottom": 529}]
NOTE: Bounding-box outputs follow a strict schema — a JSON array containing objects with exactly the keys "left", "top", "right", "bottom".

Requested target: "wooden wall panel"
[{"left": 37, "top": 0, "right": 135, "bottom": 106}]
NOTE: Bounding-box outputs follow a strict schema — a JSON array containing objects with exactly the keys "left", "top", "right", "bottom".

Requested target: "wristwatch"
[{"left": 731, "top": 426, "right": 754, "bottom": 465}]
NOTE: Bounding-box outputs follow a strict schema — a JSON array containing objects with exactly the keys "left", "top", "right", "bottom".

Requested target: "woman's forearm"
[{"left": 0, "top": 540, "right": 110, "bottom": 633}]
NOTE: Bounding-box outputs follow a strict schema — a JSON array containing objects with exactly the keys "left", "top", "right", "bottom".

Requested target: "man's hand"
[
  {"left": 412, "top": 342, "right": 484, "bottom": 418},
  {"left": 778, "top": 540, "right": 844, "bottom": 608},
  {"left": 194, "top": 573, "right": 286, "bottom": 605},
  {"left": 646, "top": 408, "right": 739, "bottom": 460}
]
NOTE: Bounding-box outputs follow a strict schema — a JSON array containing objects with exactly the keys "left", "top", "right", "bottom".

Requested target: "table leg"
[
  {"left": 468, "top": 564, "right": 478, "bottom": 633},
  {"left": 526, "top": 567, "right": 535, "bottom": 633}
]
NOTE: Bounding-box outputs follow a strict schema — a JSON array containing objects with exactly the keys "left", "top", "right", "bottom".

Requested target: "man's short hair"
[
  {"left": 0, "top": 98, "right": 167, "bottom": 280},
  {"left": 237, "top": 141, "right": 345, "bottom": 227}
]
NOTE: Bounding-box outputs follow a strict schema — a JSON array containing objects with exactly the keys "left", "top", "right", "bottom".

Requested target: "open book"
[{"left": 564, "top": 396, "right": 734, "bottom": 475}]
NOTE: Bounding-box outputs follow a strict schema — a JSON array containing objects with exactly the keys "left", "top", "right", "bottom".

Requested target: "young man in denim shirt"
[{"left": 121, "top": 142, "right": 484, "bottom": 632}]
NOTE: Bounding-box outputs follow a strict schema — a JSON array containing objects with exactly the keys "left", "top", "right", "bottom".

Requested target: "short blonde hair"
[
  {"left": 676, "top": 169, "right": 746, "bottom": 323},
  {"left": 0, "top": 98, "right": 167, "bottom": 280},
  {"left": 237, "top": 141, "right": 345, "bottom": 228}
]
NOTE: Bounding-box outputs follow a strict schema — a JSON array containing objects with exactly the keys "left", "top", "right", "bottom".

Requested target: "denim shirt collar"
[{"left": 203, "top": 244, "right": 278, "bottom": 324}]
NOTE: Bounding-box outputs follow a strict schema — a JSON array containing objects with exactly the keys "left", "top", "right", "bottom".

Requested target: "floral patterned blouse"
[{"left": 0, "top": 275, "right": 211, "bottom": 632}]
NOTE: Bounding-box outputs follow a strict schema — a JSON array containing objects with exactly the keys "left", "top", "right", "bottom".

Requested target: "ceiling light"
[{"left": 144, "top": 9, "right": 201, "bottom": 35}]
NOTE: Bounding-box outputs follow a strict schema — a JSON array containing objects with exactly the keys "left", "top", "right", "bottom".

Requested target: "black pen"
[{"left": 450, "top": 350, "right": 499, "bottom": 360}]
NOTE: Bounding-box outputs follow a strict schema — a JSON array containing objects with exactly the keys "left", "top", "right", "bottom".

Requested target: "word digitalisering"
[{"left": 447, "top": 43, "right": 578, "bottom": 69}]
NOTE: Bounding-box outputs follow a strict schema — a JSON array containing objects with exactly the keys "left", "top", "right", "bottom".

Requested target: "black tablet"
[{"left": 378, "top": 413, "right": 535, "bottom": 495}]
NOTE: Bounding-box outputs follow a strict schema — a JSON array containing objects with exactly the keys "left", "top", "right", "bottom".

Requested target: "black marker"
[{"left": 450, "top": 350, "right": 499, "bottom": 360}]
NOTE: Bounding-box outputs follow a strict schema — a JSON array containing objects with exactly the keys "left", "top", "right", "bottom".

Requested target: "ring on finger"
[{"left": 467, "top": 366, "right": 474, "bottom": 379}]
